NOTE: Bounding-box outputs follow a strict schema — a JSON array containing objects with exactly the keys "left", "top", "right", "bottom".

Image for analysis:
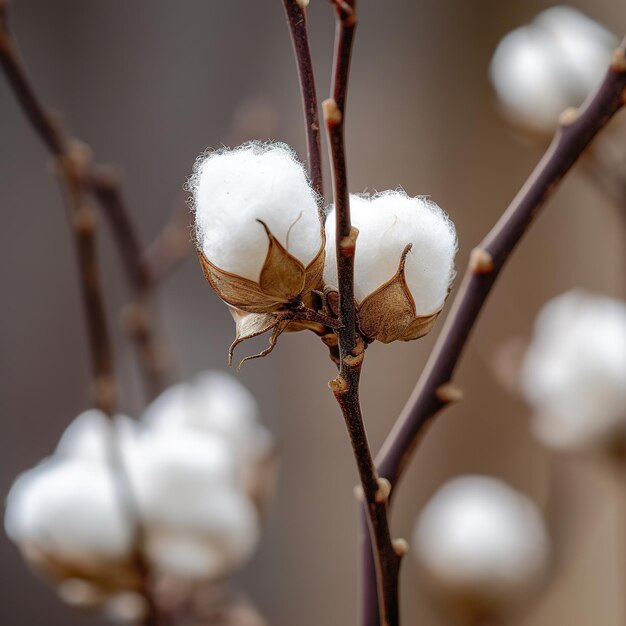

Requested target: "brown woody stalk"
[
  {"left": 282, "top": 0, "right": 323, "bottom": 198},
  {"left": 90, "top": 166, "right": 170, "bottom": 399},
  {"left": 0, "top": 3, "right": 159, "bottom": 623},
  {"left": 322, "top": 2, "right": 402, "bottom": 625},
  {"left": 0, "top": 0, "right": 168, "bottom": 401},
  {"left": 361, "top": 40, "right": 626, "bottom": 626}
]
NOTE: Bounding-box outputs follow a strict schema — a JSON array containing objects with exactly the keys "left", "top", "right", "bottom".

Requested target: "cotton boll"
[
  {"left": 414, "top": 476, "right": 549, "bottom": 607},
  {"left": 129, "top": 428, "right": 260, "bottom": 580},
  {"left": 141, "top": 371, "right": 274, "bottom": 501},
  {"left": 490, "top": 7, "right": 616, "bottom": 135},
  {"left": 191, "top": 142, "right": 322, "bottom": 280},
  {"left": 5, "top": 457, "right": 135, "bottom": 582},
  {"left": 143, "top": 491, "right": 259, "bottom": 581},
  {"left": 324, "top": 191, "right": 457, "bottom": 342},
  {"left": 521, "top": 291, "right": 626, "bottom": 452}
]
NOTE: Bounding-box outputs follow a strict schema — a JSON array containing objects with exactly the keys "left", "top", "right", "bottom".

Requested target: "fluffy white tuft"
[
  {"left": 490, "top": 7, "right": 616, "bottom": 134},
  {"left": 324, "top": 191, "right": 457, "bottom": 312},
  {"left": 413, "top": 476, "right": 549, "bottom": 601},
  {"left": 5, "top": 457, "right": 134, "bottom": 567},
  {"left": 521, "top": 290, "right": 626, "bottom": 452},
  {"left": 190, "top": 141, "right": 322, "bottom": 280}
]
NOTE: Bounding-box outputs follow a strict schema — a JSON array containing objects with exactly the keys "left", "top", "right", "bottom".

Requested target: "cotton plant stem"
[
  {"left": 361, "top": 41, "right": 626, "bottom": 626},
  {"left": 90, "top": 166, "right": 170, "bottom": 399},
  {"left": 322, "top": 2, "right": 402, "bottom": 625},
  {"left": 0, "top": 3, "right": 159, "bottom": 623},
  {"left": 282, "top": 0, "right": 323, "bottom": 198},
  {"left": 0, "top": 0, "right": 169, "bottom": 402}
]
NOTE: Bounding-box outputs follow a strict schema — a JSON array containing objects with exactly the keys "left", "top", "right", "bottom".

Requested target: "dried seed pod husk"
[
  {"left": 357, "top": 244, "right": 442, "bottom": 343},
  {"left": 198, "top": 221, "right": 325, "bottom": 314}
]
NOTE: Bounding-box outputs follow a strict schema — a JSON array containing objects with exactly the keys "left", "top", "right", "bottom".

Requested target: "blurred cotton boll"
[
  {"left": 324, "top": 191, "right": 457, "bottom": 343},
  {"left": 128, "top": 426, "right": 260, "bottom": 580},
  {"left": 189, "top": 142, "right": 325, "bottom": 315},
  {"left": 4, "top": 456, "right": 135, "bottom": 586},
  {"left": 413, "top": 476, "right": 550, "bottom": 610},
  {"left": 141, "top": 370, "right": 274, "bottom": 502},
  {"left": 490, "top": 6, "right": 616, "bottom": 135},
  {"left": 521, "top": 290, "right": 626, "bottom": 453}
]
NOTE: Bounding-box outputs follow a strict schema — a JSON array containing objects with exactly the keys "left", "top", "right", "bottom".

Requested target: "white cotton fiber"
[
  {"left": 521, "top": 291, "right": 626, "bottom": 452},
  {"left": 190, "top": 142, "right": 322, "bottom": 281},
  {"left": 5, "top": 457, "right": 134, "bottom": 568},
  {"left": 414, "top": 476, "right": 549, "bottom": 601},
  {"left": 141, "top": 370, "right": 272, "bottom": 465},
  {"left": 490, "top": 7, "right": 616, "bottom": 134},
  {"left": 324, "top": 191, "right": 457, "bottom": 313}
]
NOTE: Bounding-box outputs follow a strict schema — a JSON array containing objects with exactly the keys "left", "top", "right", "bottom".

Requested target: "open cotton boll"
[
  {"left": 143, "top": 491, "right": 259, "bottom": 580},
  {"left": 129, "top": 427, "right": 240, "bottom": 527},
  {"left": 414, "top": 476, "right": 549, "bottom": 605},
  {"left": 490, "top": 7, "right": 616, "bottom": 135},
  {"left": 521, "top": 291, "right": 626, "bottom": 452},
  {"left": 141, "top": 371, "right": 275, "bottom": 503},
  {"left": 191, "top": 142, "right": 322, "bottom": 281},
  {"left": 5, "top": 457, "right": 134, "bottom": 577},
  {"left": 325, "top": 191, "right": 457, "bottom": 312}
]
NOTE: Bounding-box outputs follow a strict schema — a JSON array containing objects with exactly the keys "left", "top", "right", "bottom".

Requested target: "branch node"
[
  {"left": 328, "top": 374, "right": 348, "bottom": 394},
  {"left": 435, "top": 382, "right": 464, "bottom": 404},
  {"left": 322, "top": 97, "right": 343, "bottom": 126},
  {"left": 353, "top": 484, "right": 364, "bottom": 501},
  {"left": 296, "top": 0, "right": 310, "bottom": 8},
  {"left": 469, "top": 247, "right": 494, "bottom": 275},
  {"left": 374, "top": 477, "right": 391, "bottom": 504},
  {"left": 392, "top": 538, "right": 409, "bottom": 557},
  {"left": 558, "top": 106, "right": 579, "bottom": 126},
  {"left": 339, "top": 226, "right": 359, "bottom": 258},
  {"left": 611, "top": 48, "right": 626, "bottom": 72}
]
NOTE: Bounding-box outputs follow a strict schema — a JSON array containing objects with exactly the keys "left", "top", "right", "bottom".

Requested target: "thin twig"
[
  {"left": 323, "top": 2, "right": 402, "bottom": 625},
  {"left": 90, "top": 166, "right": 170, "bottom": 399},
  {"left": 282, "top": 0, "right": 323, "bottom": 198},
  {"left": 142, "top": 195, "right": 193, "bottom": 282},
  {"left": 0, "top": 3, "right": 159, "bottom": 622},
  {"left": 361, "top": 40, "right": 626, "bottom": 626}
]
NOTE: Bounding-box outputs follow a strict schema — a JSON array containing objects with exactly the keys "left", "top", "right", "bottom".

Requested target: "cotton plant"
[
  {"left": 413, "top": 476, "right": 551, "bottom": 619},
  {"left": 5, "top": 371, "right": 271, "bottom": 619},
  {"left": 189, "top": 144, "right": 458, "bottom": 360},
  {"left": 521, "top": 290, "right": 626, "bottom": 455},
  {"left": 490, "top": 6, "right": 617, "bottom": 136}
]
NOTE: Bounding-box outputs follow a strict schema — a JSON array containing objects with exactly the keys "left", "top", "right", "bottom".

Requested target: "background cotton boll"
[
  {"left": 141, "top": 371, "right": 275, "bottom": 503},
  {"left": 191, "top": 142, "right": 322, "bottom": 281},
  {"left": 129, "top": 428, "right": 240, "bottom": 527},
  {"left": 490, "top": 7, "right": 616, "bottom": 135},
  {"left": 5, "top": 457, "right": 134, "bottom": 578},
  {"left": 324, "top": 191, "right": 457, "bottom": 313},
  {"left": 142, "top": 490, "right": 260, "bottom": 580},
  {"left": 521, "top": 290, "right": 626, "bottom": 452},
  {"left": 414, "top": 476, "right": 550, "bottom": 606}
]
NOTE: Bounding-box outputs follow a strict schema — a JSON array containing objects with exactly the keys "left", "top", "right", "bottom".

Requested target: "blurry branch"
[
  {"left": 143, "top": 194, "right": 193, "bottom": 282},
  {"left": 321, "top": 2, "right": 402, "bottom": 626},
  {"left": 282, "top": 0, "right": 323, "bottom": 198},
  {"left": 0, "top": 0, "right": 170, "bottom": 400},
  {"left": 362, "top": 38, "right": 626, "bottom": 626},
  {"left": 0, "top": 2, "right": 160, "bottom": 622}
]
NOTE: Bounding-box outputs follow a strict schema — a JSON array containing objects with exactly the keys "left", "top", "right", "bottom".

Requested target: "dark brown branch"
[
  {"left": 323, "top": 2, "right": 402, "bottom": 626},
  {"left": 142, "top": 195, "right": 193, "bottom": 282},
  {"left": 377, "top": 44, "right": 626, "bottom": 487},
  {"left": 90, "top": 166, "right": 170, "bottom": 399},
  {"left": 362, "top": 40, "right": 626, "bottom": 626},
  {"left": 0, "top": 3, "right": 159, "bottom": 622},
  {"left": 282, "top": 0, "right": 323, "bottom": 198}
]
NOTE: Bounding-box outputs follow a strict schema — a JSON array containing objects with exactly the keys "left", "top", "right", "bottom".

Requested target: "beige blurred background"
[{"left": 1, "top": 1, "right": 625, "bottom": 624}]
